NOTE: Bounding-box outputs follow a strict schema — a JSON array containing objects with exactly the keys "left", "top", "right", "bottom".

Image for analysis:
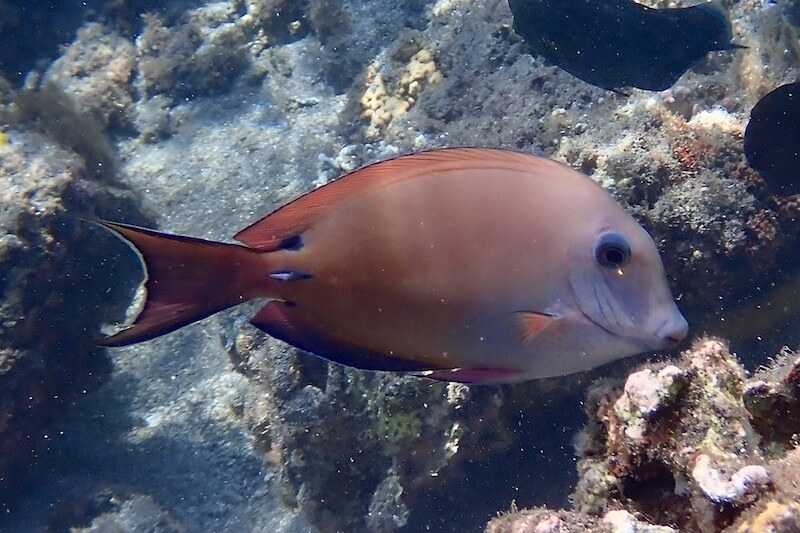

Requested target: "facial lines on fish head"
[{"left": 565, "top": 215, "right": 686, "bottom": 357}]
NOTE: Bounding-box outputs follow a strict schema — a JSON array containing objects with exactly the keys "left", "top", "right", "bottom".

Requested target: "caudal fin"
[{"left": 96, "top": 221, "right": 261, "bottom": 347}]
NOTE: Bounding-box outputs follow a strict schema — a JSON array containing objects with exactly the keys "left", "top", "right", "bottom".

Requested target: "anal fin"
[{"left": 250, "top": 301, "right": 450, "bottom": 373}]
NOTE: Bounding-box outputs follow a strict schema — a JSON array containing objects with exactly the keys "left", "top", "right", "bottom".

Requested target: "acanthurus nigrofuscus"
[
  {"left": 745, "top": 82, "right": 800, "bottom": 196},
  {"left": 508, "top": 0, "right": 742, "bottom": 92}
]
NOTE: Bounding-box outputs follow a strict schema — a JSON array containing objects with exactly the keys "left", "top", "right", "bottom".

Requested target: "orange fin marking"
[
  {"left": 517, "top": 311, "right": 557, "bottom": 343},
  {"left": 234, "top": 148, "right": 552, "bottom": 250},
  {"left": 96, "top": 221, "right": 261, "bottom": 347}
]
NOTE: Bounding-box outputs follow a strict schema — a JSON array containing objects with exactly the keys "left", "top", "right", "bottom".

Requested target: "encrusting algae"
[{"left": 361, "top": 48, "right": 443, "bottom": 136}]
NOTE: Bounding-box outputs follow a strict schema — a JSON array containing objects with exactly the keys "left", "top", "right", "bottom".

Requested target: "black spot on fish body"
[
  {"left": 744, "top": 83, "right": 800, "bottom": 196},
  {"left": 279, "top": 234, "right": 303, "bottom": 251},
  {"left": 508, "top": 0, "right": 741, "bottom": 91}
]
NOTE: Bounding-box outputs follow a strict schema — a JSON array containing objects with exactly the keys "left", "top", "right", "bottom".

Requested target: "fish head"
[{"left": 564, "top": 214, "right": 688, "bottom": 364}]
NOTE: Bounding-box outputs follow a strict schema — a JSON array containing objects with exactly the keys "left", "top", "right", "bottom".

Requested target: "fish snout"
[{"left": 654, "top": 314, "right": 689, "bottom": 350}]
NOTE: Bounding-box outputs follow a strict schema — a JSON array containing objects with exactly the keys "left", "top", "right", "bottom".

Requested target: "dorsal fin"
[
  {"left": 233, "top": 148, "right": 544, "bottom": 249},
  {"left": 695, "top": 1, "right": 736, "bottom": 49}
]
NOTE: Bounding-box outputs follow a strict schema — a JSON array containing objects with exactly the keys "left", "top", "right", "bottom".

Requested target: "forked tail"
[{"left": 96, "top": 221, "right": 264, "bottom": 347}]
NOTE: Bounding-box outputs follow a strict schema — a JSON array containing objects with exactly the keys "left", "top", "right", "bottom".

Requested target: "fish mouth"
[
  {"left": 653, "top": 315, "right": 689, "bottom": 349},
  {"left": 568, "top": 273, "right": 673, "bottom": 354},
  {"left": 578, "top": 308, "right": 657, "bottom": 353}
]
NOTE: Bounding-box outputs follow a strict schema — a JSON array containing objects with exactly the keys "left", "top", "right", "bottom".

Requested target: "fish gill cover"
[{"left": 508, "top": 0, "right": 742, "bottom": 91}]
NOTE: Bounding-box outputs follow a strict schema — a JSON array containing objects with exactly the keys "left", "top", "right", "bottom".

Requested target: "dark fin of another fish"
[
  {"left": 744, "top": 83, "right": 800, "bottom": 196},
  {"left": 251, "top": 301, "right": 453, "bottom": 372},
  {"left": 695, "top": 1, "right": 733, "bottom": 45},
  {"left": 233, "top": 148, "right": 542, "bottom": 250},
  {"left": 694, "top": 2, "right": 747, "bottom": 52},
  {"left": 417, "top": 367, "right": 523, "bottom": 384},
  {"left": 516, "top": 311, "right": 557, "bottom": 343},
  {"left": 96, "top": 221, "right": 260, "bottom": 347}
]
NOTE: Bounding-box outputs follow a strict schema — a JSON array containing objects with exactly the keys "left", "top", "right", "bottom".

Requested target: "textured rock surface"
[
  {"left": 494, "top": 339, "right": 800, "bottom": 532},
  {"left": 232, "top": 328, "right": 584, "bottom": 531},
  {"left": 1, "top": 0, "right": 800, "bottom": 531},
  {"left": 487, "top": 507, "right": 610, "bottom": 533},
  {"left": 71, "top": 493, "right": 182, "bottom": 533},
  {"left": 0, "top": 125, "right": 146, "bottom": 501}
]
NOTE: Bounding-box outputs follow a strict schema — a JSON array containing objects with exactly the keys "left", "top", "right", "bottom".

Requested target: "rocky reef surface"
[
  {"left": 0, "top": 0, "right": 799, "bottom": 531},
  {"left": 489, "top": 338, "right": 800, "bottom": 532},
  {"left": 0, "top": 110, "right": 147, "bottom": 502}
]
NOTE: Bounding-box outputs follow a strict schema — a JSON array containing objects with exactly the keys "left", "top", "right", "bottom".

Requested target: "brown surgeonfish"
[{"left": 97, "top": 148, "right": 688, "bottom": 383}]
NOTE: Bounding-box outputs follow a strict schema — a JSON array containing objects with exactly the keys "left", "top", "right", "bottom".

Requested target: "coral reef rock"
[
  {"left": 491, "top": 338, "right": 800, "bottom": 532},
  {"left": 231, "top": 325, "right": 581, "bottom": 532},
  {"left": 71, "top": 493, "right": 183, "bottom": 533},
  {"left": 0, "top": 124, "right": 146, "bottom": 505},
  {"left": 5, "top": 0, "right": 800, "bottom": 529}
]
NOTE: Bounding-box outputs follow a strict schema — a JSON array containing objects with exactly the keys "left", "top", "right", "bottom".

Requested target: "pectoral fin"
[{"left": 516, "top": 311, "right": 557, "bottom": 343}]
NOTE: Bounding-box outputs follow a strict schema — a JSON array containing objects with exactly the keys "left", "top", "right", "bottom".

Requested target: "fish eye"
[{"left": 596, "top": 233, "right": 631, "bottom": 269}]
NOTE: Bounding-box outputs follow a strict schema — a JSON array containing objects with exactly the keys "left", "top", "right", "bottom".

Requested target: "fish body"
[
  {"left": 508, "top": 0, "right": 741, "bottom": 91},
  {"left": 98, "top": 148, "right": 687, "bottom": 383},
  {"left": 744, "top": 83, "right": 800, "bottom": 196}
]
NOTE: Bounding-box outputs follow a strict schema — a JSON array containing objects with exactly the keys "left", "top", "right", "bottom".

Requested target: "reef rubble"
[{"left": 230, "top": 326, "right": 578, "bottom": 532}]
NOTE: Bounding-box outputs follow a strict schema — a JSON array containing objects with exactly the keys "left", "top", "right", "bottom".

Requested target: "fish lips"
[{"left": 568, "top": 266, "right": 688, "bottom": 355}]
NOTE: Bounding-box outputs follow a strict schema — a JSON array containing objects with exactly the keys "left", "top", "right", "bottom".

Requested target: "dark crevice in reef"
[{"left": 621, "top": 460, "right": 685, "bottom": 528}]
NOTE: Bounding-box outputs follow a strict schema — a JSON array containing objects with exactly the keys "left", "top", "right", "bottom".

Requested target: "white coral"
[{"left": 692, "top": 454, "right": 771, "bottom": 504}]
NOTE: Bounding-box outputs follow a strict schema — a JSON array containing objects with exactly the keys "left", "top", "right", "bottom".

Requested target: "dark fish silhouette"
[
  {"left": 508, "top": 0, "right": 742, "bottom": 91},
  {"left": 744, "top": 83, "right": 800, "bottom": 196}
]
